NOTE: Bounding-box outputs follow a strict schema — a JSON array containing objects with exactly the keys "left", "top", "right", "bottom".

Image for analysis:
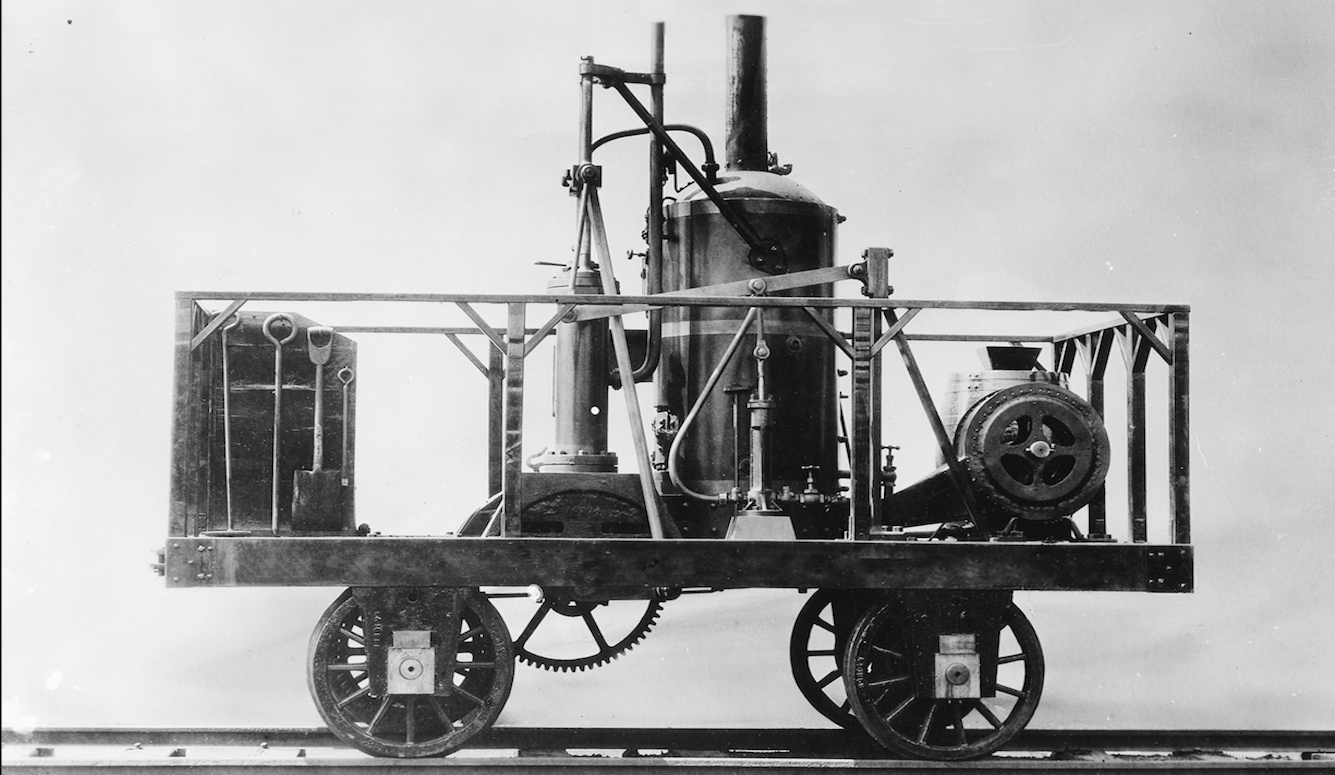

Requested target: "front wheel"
[
  {"left": 843, "top": 600, "right": 1043, "bottom": 760},
  {"left": 306, "top": 588, "right": 514, "bottom": 757}
]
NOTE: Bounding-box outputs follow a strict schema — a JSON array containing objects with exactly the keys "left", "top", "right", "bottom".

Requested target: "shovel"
[{"left": 292, "top": 326, "right": 343, "bottom": 530}]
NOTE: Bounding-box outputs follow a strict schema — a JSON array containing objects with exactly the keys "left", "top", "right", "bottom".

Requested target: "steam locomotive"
[{"left": 160, "top": 16, "right": 1192, "bottom": 761}]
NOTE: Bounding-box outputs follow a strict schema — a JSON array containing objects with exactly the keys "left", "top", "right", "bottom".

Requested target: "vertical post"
[
  {"left": 1168, "top": 312, "right": 1191, "bottom": 544},
  {"left": 641, "top": 22, "right": 665, "bottom": 387},
  {"left": 869, "top": 309, "right": 884, "bottom": 531},
  {"left": 170, "top": 297, "right": 201, "bottom": 537},
  {"left": 1121, "top": 327, "right": 1150, "bottom": 543},
  {"left": 849, "top": 307, "right": 874, "bottom": 540},
  {"left": 502, "top": 304, "right": 526, "bottom": 537},
  {"left": 725, "top": 15, "right": 767, "bottom": 171},
  {"left": 1084, "top": 331, "right": 1114, "bottom": 539},
  {"left": 579, "top": 58, "right": 594, "bottom": 164},
  {"left": 487, "top": 343, "right": 504, "bottom": 497}
]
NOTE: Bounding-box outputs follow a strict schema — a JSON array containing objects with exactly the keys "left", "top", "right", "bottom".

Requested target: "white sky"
[{"left": 3, "top": 1, "right": 1333, "bottom": 732}]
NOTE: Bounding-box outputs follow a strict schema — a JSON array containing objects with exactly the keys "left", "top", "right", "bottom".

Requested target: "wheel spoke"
[
  {"left": 812, "top": 616, "right": 837, "bottom": 634},
  {"left": 885, "top": 694, "right": 914, "bottom": 723},
  {"left": 806, "top": 648, "right": 838, "bottom": 657},
  {"left": 867, "top": 674, "right": 910, "bottom": 689},
  {"left": 997, "top": 652, "right": 1026, "bottom": 665},
  {"left": 915, "top": 701, "right": 939, "bottom": 745},
  {"left": 327, "top": 662, "right": 368, "bottom": 672},
  {"left": 457, "top": 625, "right": 484, "bottom": 645},
  {"left": 336, "top": 684, "right": 371, "bottom": 708},
  {"left": 404, "top": 697, "right": 417, "bottom": 744},
  {"left": 339, "top": 627, "right": 364, "bottom": 645},
  {"left": 455, "top": 661, "right": 495, "bottom": 671},
  {"left": 973, "top": 700, "right": 1003, "bottom": 729},
  {"left": 870, "top": 644, "right": 904, "bottom": 659},
  {"left": 428, "top": 696, "right": 454, "bottom": 728},
  {"left": 454, "top": 686, "right": 485, "bottom": 708},
  {"left": 814, "top": 668, "right": 841, "bottom": 690},
  {"left": 366, "top": 696, "right": 392, "bottom": 736},
  {"left": 951, "top": 702, "right": 968, "bottom": 745},
  {"left": 995, "top": 683, "right": 1025, "bottom": 698}
]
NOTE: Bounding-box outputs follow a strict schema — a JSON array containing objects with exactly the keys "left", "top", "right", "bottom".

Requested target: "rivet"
[
  {"left": 196, "top": 573, "right": 206, "bottom": 580},
  {"left": 172, "top": 577, "right": 180, "bottom": 582}
]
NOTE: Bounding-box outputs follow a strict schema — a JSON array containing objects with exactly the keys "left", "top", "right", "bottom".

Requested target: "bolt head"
[{"left": 945, "top": 663, "right": 972, "bottom": 686}]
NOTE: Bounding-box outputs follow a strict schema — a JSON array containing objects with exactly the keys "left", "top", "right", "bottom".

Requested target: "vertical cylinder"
[
  {"left": 725, "top": 15, "right": 767, "bottom": 171},
  {"left": 541, "top": 270, "right": 616, "bottom": 473}
]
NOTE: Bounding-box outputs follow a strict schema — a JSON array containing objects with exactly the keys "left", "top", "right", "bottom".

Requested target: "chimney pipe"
[{"left": 725, "top": 15, "right": 767, "bottom": 172}]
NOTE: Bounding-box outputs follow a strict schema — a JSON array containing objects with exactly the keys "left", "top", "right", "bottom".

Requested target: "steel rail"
[{"left": 5, "top": 727, "right": 1331, "bottom": 752}]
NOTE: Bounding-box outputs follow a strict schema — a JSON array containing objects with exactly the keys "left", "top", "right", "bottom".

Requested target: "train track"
[{"left": 3, "top": 728, "right": 1331, "bottom": 773}]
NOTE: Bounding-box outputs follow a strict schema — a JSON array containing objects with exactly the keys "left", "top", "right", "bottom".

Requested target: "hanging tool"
[
  {"left": 292, "top": 327, "right": 343, "bottom": 530},
  {"left": 337, "top": 367, "right": 355, "bottom": 487},
  {"left": 262, "top": 312, "right": 297, "bottom": 534},
  {"left": 203, "top": 314, "right": 249, "bottom": 537}
]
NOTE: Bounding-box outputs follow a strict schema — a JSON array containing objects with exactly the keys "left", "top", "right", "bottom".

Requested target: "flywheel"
[{"left": 957, "top": 383, "right": 1110, "bottom": 521}]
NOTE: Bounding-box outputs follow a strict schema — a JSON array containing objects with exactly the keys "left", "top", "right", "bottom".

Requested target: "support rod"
[{"left": 586, "top": 188, "right": 665, "bottom": 539}]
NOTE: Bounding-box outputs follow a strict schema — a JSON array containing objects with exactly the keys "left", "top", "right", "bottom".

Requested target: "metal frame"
[{"left": 170, "top": 289, "right": 1191, "bottom": 593}]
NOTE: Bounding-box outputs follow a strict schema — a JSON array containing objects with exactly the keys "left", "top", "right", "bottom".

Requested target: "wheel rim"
[
  {"left": 789, "top": 590, "right": 860, "bottom": 729},
  {"left": 307, "top": 589, "right": 514, "bottom": 758},
  {"left": 844, "top": 602, "right": 1043, "bottom": 760}
]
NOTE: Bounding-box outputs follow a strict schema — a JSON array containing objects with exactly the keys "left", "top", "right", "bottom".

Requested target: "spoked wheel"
[
  {"left": 789, "top": 590, "right": 861, "bottom": 729},
  {"left": 844, "top": 601, "right": 1043, "bottom": 761},
  {"left": 307, "top": 589, "right": 514, "bottom": 758}
]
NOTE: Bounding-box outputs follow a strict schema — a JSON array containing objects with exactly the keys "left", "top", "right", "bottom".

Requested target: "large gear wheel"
[{"left": 511, "top": 592, "right": 665, "bottom": 672}]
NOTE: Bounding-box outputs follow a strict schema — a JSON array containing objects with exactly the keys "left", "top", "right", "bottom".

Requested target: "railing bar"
[
  {"left": 444, "top": 334, "right": 489, "bottom": 378},
  {"left": 1119, "top": 312, "right": 1172, "bottom": 365},
  {"left": 868, "top": 308, "right": 919, "bottom": 359},
  {"left": 522, "top": 304, "right": 575, "bottom": 358},
  {"left": 188, "top": 299, "right": 248, "bottom": 351},
  {"left": 802, "top": 307, "right": 855, "bottom": 360},
  {"left": 176, "top": 290, "right": 1188, "bottom": 314}
]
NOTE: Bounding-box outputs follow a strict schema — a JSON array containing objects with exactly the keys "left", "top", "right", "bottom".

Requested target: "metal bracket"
[{"left": 1147, "top": 546, "right": 1194, "bottom": 592}]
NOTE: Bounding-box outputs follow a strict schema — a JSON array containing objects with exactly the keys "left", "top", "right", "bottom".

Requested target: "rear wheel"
[
  {"left": 844, "top": 600, "right": 1043, "bottom": 760},
  {"left": 307, "top": 589, "right": 514, "bottom": 757},
  {"left": 789, "top": 590, "right": 861, "bottom": 729}
]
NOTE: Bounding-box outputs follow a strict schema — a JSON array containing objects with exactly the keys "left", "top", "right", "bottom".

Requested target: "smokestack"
[{"left": 725, "top": 15, "right": 767, "bottom": 172}]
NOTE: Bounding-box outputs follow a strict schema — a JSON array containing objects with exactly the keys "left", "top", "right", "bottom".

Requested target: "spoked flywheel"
[
  {"left": 789, "top": 590, "right": 863, "bottom": 729},
  {"left": 307, "top": 589, "right": 514, "bottom": 758},
  {"left": 511, "top": 591, "right": 665, "bottom": 672},
  {"left": 844, "top": 600, "right": 1044, "bottom": 761}
]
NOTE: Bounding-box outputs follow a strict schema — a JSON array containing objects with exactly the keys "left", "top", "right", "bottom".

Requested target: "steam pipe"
[
  {"left": 725, "top": 15, "right": 767, "bottom": 171},
  {"left": 591, "top": 125, "right": 717, "bottom": 180}
]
